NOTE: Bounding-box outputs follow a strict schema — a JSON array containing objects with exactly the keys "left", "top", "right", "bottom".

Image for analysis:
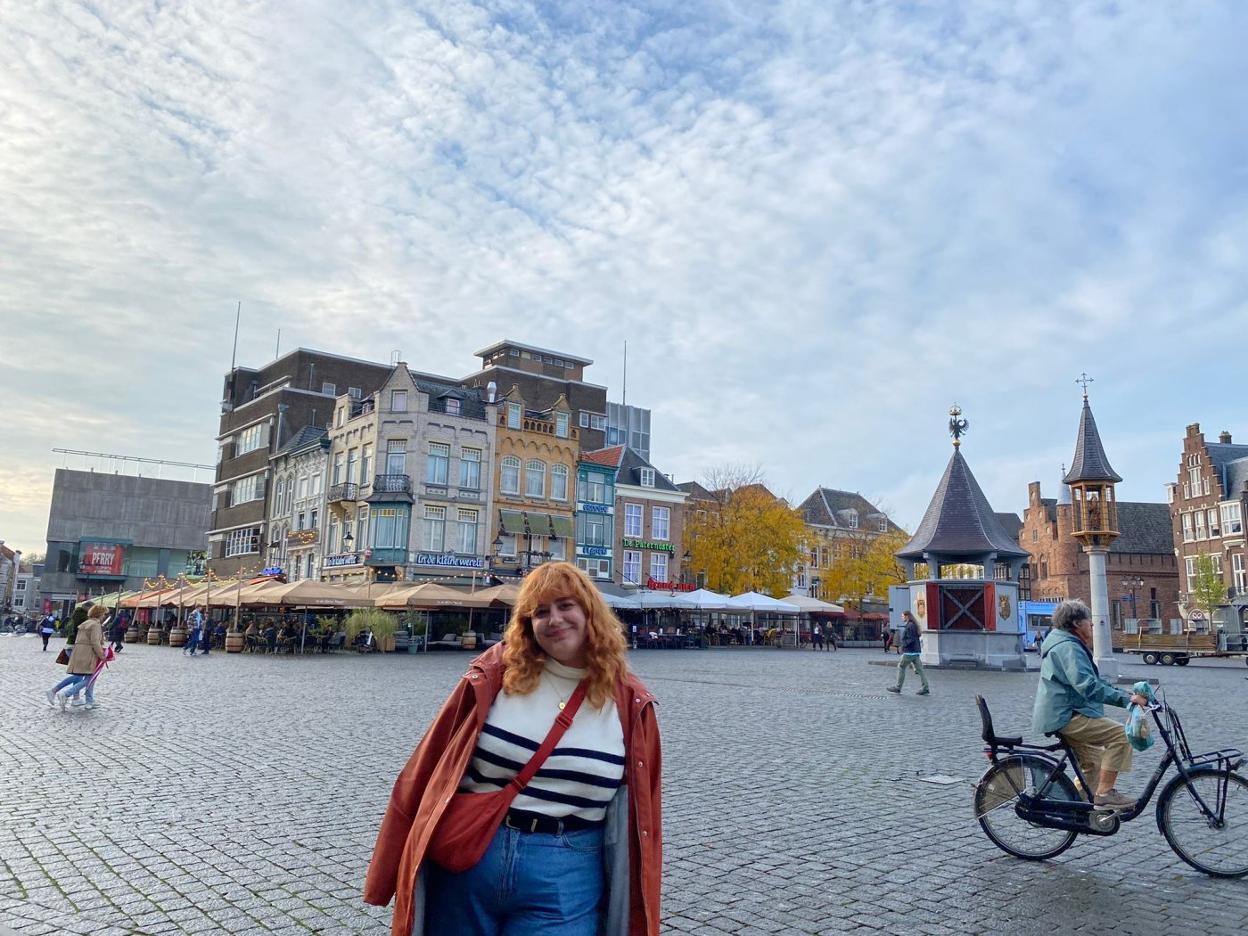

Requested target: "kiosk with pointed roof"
[{"left": 891, "top": 405, "right": 1029, "bottom": 669}]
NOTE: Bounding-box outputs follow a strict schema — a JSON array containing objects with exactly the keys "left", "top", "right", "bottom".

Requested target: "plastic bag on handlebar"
[{"left": 1125, "top": 680, "right": 1155, "bottom": 752}]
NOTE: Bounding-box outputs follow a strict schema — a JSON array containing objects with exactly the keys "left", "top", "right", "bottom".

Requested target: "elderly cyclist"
[{"left": 1033, "top": 599, "right": 1150, "bottom": 808}]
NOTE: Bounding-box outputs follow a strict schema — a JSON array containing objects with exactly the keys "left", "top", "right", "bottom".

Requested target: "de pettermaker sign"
[{"left": 415, "top": 552, "right": 486, "bottom": 570}]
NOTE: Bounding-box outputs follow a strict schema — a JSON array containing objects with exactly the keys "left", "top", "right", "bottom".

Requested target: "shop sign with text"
[
  {"left": 324, "top": 552, "right": 362, "bottom": 568},
  {"left": 79, "top": 542, "right": 126, "bottom": 577},
  {"left": 646, "top": 577, "right": 694, "bottom": 592},
  {"left": 577, "top": 502, "right": 613, "bottom": 515},
  {"left": 415, "top": 552, "right": 486, "bottom": 569},
  {"left": 577, "top": 545, "right": 610, "bottom": 558},
  {"left": 622, "top": 538, "right": 674, "bottom": 553}
]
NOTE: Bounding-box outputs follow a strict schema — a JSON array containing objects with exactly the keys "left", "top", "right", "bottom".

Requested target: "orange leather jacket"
[{"left": 363, "top": 644, "right": 663, "bottom": 936}]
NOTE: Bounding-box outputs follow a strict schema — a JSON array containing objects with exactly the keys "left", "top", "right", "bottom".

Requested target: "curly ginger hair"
[{"left": 502, "top": 562, "right": 629, "bottom": 709}]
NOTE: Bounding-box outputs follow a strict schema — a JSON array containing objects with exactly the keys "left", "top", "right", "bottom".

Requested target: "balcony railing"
[
  {"left": 328, "top": 482, "right": 359, "bottom": 503},
  {"left": 372, "top": 474, "right": 413, "bottom": 494}
]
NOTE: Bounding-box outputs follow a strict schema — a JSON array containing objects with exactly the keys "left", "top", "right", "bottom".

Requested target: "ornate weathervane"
[
  {"left": 1076, "top": 372, "right": 1094, "bottom": 401},
  {"left": 948, "top": 403, "right": 969, "bottom": 448}
]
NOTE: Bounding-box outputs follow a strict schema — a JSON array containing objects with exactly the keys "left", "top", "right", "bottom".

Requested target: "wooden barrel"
[
  {"left": 147, "top": 629, "right": 162, "bottom": 645},
  {"left": 224, "top": 632, "right": 244, "bottom": 654},
  {"left": 169, "top": 626, "right": 187, "bottom": 648},
  {"left": 461, "top": 633, "right": 478, "bottom": 650},
  {"left": 124, "top": 627, "right": 140, "bottom": 643}
]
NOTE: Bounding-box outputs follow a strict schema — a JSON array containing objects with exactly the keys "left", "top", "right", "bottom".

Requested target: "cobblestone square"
[{"left": 2, "top": 636, "right": 1246, "bottom": 934}]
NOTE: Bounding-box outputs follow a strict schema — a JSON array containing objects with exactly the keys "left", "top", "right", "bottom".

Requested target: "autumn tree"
[
  {"left": 683, "top": 465, "right": 811, "bottom": 597},
  {"left": 816, "top": 528, "right": 910, "bottom": 608},
  {"left": 1190, "top": 554, "right": 1224, "bottom": 625}
]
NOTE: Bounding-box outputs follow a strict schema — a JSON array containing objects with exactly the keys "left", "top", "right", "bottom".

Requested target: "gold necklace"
[{"left": 543, "top": 673, "right": 572, "bottom": 710}]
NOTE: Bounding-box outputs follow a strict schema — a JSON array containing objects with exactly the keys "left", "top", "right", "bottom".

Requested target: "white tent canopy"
[
  {"left": 726, "top": 592, "right": 801, "bottom": 614},
  {"left": 681, "top": 588, "right": 731, "bottom": 610},
  {"left": 627, "top": 590, "right": 701, "bottom": 610},
  {"left": 780, "top": 594, "right": 845, "bottom": 613}
]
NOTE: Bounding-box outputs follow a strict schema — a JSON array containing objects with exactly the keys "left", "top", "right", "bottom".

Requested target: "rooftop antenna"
[
  {"left": 275, "top": 328, "right": 281, "bottom": 360},
  {"left": 230, "top": 301, "right": 241, "bottom": 376},
  {"left": 621, "top": 339, "right": 628, "bottom": 408},
  {"left": 390, "top": 349, "right": 401, "bottom": 366}
]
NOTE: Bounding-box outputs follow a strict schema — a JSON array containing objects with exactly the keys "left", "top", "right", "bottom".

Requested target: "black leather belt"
[{"left": 504, "top": 810, "right": 602, "bottom": 835}]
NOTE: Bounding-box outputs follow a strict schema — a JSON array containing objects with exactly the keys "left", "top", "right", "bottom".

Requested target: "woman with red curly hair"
[{"left": 364, "top": 561, "right": 662, "bottom": 936}]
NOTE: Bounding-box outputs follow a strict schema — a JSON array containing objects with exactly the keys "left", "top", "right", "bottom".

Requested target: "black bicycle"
[{"left": 973, "top": 692, "right": 1247, "bottom": 877}]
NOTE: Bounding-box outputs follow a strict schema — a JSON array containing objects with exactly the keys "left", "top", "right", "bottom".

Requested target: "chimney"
[
  {"left": 1028, "top": 481, "right": 1041, "bottom": 504},
  {"left": 1186, "top": 423, "right": 1201, "bottom": 438},
  {"left": 1219, "top": 430, "right": 1232, "bottom": 444},
  {"left": 486, "top": 381, "right": 497, "bottom": 403}
]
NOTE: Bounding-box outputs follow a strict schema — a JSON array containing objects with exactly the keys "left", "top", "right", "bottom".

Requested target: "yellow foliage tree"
[
  {"left": 683, "top": 471, "right": 811, "bottom": 597},
  {"left": 815, "top": 528, "right": 910, "bottom": 608}
]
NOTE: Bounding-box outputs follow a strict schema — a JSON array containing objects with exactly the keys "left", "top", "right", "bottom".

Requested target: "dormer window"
[
  {"left": 877, "top": 517, "right": 887, "bottom": 532},
  {"left": 846, "top": 511, "right": 858, "bottom": 529},
  {"left": 507, "top": 403, "right": 522, "bottom": 429},
  {"left": 446, "top": 398, "right": 461, "bottom": 416},
  {"left": 555, "top": 412, "right": 569, "bottom": 438},
  {"left": 639, "top": 468, "right": 655, "bottom": 487}
]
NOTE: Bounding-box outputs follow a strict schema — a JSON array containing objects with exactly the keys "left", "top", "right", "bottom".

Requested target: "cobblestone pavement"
[{"left": 2, "top": 634, "right": 1247, "bottom": 935}]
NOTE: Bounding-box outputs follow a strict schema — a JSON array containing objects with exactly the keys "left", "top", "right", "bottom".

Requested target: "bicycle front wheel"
[
  {"left": 974, "top": 753, "right": 1079, "bottom": 860},
  {"left": 1158, "top": 768, "right": 1248, "bottom": 878}
]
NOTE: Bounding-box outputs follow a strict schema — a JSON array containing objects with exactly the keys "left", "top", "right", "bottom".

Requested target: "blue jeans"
[
  {"left": 424, "top": 824, "right": 605, "bottom": 936},
  {"left": 53, "top": 674, "right": 92, "bottom": 703}
]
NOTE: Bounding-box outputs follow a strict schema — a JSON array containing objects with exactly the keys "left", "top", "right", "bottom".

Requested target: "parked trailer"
[{"left": 1117, "top": 631, "right": 1248, "bottom": 666}]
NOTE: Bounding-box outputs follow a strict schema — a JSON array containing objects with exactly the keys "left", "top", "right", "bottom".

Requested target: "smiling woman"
[{"left": 365, "top": 561, "right": 663, "bottom": 936}]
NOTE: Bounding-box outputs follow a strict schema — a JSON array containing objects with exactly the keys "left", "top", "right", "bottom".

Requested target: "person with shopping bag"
[
  {"left": 364, "top": 561, "right": 663, "bottom": 936},
  {"left": 45, "top": 604, "right": 108, "bottom": 710}
]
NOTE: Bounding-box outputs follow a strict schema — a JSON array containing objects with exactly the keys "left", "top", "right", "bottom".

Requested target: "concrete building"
[
  {"left": 41, "top": 469, "right": 211, "bottom": 618},
  {"left": 1166, "top": 423, "right": 1248, "bottom": 627},
  {"left": 490, "top": 386, "right": 577, "bottom": 579},
  {"left": 1021, "top": 477, "right": 1179, "bottom": 628},
  {"left": 605, "top": 402, "right": 651, "bottom": 461},
  {"left": 464, "top": 340, "right": 608, "bottom": 452},
  {"left": 209, "top": 349, "right": 395, "bottom": 577},
  {"left": 267, "top": 426, "right": 330, "bottom": 582}
]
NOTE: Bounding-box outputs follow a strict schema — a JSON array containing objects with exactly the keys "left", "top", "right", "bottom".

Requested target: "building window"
[
  {"left": 225, "top": 527, "right": 261, "bottom": 557},
  {"left": 310, "top": 509, "right": 319, "bottom": 530},
  {"left": 590, "top": 415, "right": 606, "bottom": 431},
  {"left": 425, "top": 506, "right": 447, "bottom": 551},
  {"left": 361, "top": 444, "right": 372, "bottom": 484},
  {"left": 391, "top": 390, "right": 407, "bottom": 412},
  {"left": 460, "top": 448, "right": 482, "bottom": 489},
  {"left": 507, "top": 403, "right": 522, "bottom": 429},
  {"left": 322, "top": 382, "right": 336, "bottom": 396},
  {"left": 1182, "top": 512, "right": 1193, "bottom": 542},
  {"left": 555, "top": 412, "right": 569, "bottom": 438},
  {"left": 346, "top": 448, "right": 359, "bottom": 485},
  {"left": 847, "top": 511, "right": 859, "bottom": 529},
  {"left": 426, "top": 443, "right": 450, "bottom": 486},
  {"left": 1195, "top": 510, "right": 1206, "bottom": 539},
  {"left": 622, "top": 550, "right": 642, "bottom": 585},
  {"left": 549, "top": 537, "right": 565, "bottom": 560},
  {"left": 582, "top": 514, "right": 608, "bottom": 546},
  {"left": 525, "top": 459, "right": 546, "bottom": 497},
  {"left": 332, "top": 453, "right": 344, "bottom": 485},
  {"left": 1189, "top": 467, "right": 1201, "bottom": 491},
  {"left": 230, "top": 474, "right": 266, "bottom": 506},
  {"left": 578, "top": 473, "right": 611, "bottom": 504},
  {"left": 501, "top": 456, "right": 521, "bottom": 495},
  {"left": 1185, "top": 556, "right": 1197, "bottom": 593},
  {"left": 446, "top": 398, "right": 461, "bottom": 416},
  {"left": 877, "top": 517, "right": 888, "bottom": 532},
  {"left": 1209, "top": 508, "right": 1221, "bottom": 538},
  {"left": 1221, "top": 502, "right": 1242, "bottom": 535},
  {"left": 650, "top": 552, "right": 669, "bottom": 583},
  {"left": 550, "top": 464, "right": 569, "bottom": 501},
  {"left": 498, "top": 533, "right": 516, "bottom": 557},
  {"left": 639, "top": 468, "right": 655, "bottom": 488},
  {"left": 1031, "top": 527, "right": 1039, "bottom": 543},
  {"left": 348, "top": 387, "right": 362, "bottom": 400},
  {"left": 385, "top": 439, "right": 406, "bottom": 475},
  {"left": 579, "top": 412, "right": 590, "bottom": 428},
  {"left": 1204, "top": 477, "right": 1212, "bottom": 497},
  {"left": 457, "top": 509, "right": 478, "bottom": 554},
  {"left": 624, "top": 503, "right": 643, "bottom": 537},
  {"left": 235, "top": 423, "right": 269, "bottom": 455},
  {"left": 373, "top": 507, "right": 408, "bottom": 551},
  {"left": 652, "top": 506, "right": 670, "bottom": 541},
  {"left": 1234, "top": 553, "right": 1247, "bottom": 593},
  {"left": 357, "top": 507, "right": 369, "bottom": 547},
  {"left": 328, "top": 516, "right": 339, "bottom": 554}
]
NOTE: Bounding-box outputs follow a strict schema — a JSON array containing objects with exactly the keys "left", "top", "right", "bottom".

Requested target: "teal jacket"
[{"left": 1032, "top": 630, "right": 1130, "bottom": 736}]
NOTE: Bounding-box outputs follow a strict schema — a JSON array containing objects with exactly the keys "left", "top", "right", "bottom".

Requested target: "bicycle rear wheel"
[
  {"left": 1158, "top": 768, "right": 1248, "bottom": 877},
  {"left": 974, "top": 754, "right": 1079, "bottom": 860}
]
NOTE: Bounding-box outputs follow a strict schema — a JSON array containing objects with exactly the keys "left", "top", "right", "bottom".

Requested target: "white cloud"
[{"left": 1, "top": 0, "right": 1246, "bottom": 554}]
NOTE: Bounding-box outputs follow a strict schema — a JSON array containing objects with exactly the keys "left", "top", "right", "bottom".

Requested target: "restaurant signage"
[
  {"left": 78, "top": 542, "right": 125, "bottom": 577},
  {"left": 622, "top": 538, "right": 674, "bottom": 553},
  {"left": 577, "top": 545, "right": 609, "bottom": 557},
  {"left": 578, "top": 502, "right": 612, "bottom": 515},
  {"left": 646, "top": 577, "right": 694, "bottom": 592},
  {"left": 324, "top": 552, "right": 361, "bottom": 568},
  {"left": 415, "top": 552, "right": 486, "bottom": 569}
]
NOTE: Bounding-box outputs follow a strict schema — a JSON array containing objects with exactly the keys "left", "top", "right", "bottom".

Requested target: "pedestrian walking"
[
  {"left": 364, "top": 561, "right": 662, "bottom": 936},
  {"left": 184, "top": 606, "right": 204, "bottom": 656},
  {"left": 46, "top": 605, "right": 107, "bottom": 710},
  {"left": 110, "top": 612, "right": 126, "bottom": 652},
  {"left": 39, "top": 615, "right": 55, "bottom": 651},
  {"left": 887, "top": 611, "right": 930, "bottom": 695},
  {"left": 882, "top": 627, "right": 893, "bottom": 654},
  {"left": 812, "top": 623, "right": 824, "bottom": 651}
]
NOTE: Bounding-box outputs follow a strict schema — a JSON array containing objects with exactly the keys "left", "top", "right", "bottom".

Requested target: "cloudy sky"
[{"left": 3, "top": 1, "right": 1247, "bottom": 557}]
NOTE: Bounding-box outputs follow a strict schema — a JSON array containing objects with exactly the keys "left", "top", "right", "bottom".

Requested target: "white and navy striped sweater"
[{"left": 458, "top": 659, "right": 625, "bottom": 822}]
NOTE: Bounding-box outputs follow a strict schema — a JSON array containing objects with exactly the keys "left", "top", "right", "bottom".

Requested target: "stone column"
[{"left": 1085, "top": 546, "right": 1117, "bottom": 677}]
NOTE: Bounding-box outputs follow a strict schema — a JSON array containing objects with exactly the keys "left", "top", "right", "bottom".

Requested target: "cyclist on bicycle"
[{"left": 1033, "top": 599, "right": 1150, "bottom": 809}]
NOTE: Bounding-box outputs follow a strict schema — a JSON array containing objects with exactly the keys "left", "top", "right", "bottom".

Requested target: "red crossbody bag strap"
[{"left": 507, "top": 679, "right": 590, "bottom": 793}]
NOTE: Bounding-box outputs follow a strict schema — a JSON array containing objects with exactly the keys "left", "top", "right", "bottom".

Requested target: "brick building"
[
  {"left": 1166, "top": 423, "right": 1248, "bottom": 626},
  {"left": 1021, "top": 477, "right": 1179, "bottom": 626},
  {"left": 586, "top": 447, "right": 687, "bottom": 588},
  {"left": 793, "top": 488, "right": 903, "bottom": 599}
]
